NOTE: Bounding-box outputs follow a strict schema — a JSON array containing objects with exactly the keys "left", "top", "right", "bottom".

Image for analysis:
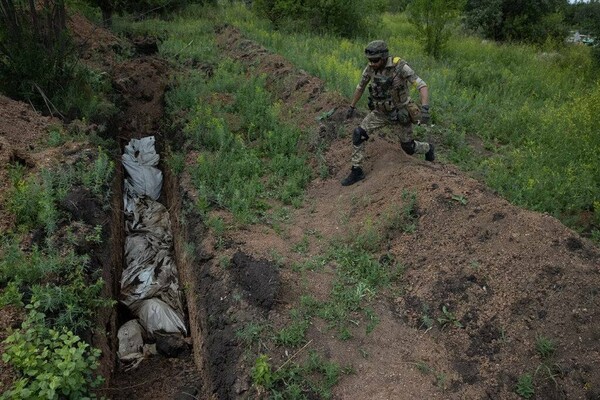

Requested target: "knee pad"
[
  {"left": 401, "top": 140, "right": 416, "bottom": 155},
  {"left": 352, "top": 127, "right": 369, "bottom": 146}
]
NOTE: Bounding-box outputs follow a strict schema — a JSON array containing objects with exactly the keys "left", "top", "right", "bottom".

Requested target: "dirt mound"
[
  {"left": 69, "top": 12, "right": 123, "bottom": 69},
  {"left": 210, "top": 26, "right": 600, "bottom": 399},
  {"left": 231, "top": 251, "right": 280, "bottom": 311}
]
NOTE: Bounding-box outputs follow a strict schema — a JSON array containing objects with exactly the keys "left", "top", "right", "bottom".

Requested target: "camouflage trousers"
[{"left": 351, "top": 108, "right": 431, "bottom": 168}]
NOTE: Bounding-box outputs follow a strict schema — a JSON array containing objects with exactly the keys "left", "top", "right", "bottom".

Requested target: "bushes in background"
[{"left": 252, "top": 0, "right": 385, "bottom": 37}]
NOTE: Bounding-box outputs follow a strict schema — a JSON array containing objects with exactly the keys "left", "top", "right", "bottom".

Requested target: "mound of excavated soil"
[{"left": 207, "top": 26, "right": 600, "bottom": 399}]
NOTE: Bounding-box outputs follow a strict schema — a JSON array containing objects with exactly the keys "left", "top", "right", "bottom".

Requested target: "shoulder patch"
[{"left": 393, "top": 57, "right": 406, "bottom": 71}]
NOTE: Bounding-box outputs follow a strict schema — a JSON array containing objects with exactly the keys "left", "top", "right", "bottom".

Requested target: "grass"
[
  {"left": 2, "top": 156, "right": 115, "bottom": 334},
  {"left": 281, "top": 196, "right": 415, "bottom": 340},
  {"left": 166, "top": 59, "right": 312, "bottom": 223},
  {"left": 236, "top": 322, "right": 268, "bottom": 346},
  {"left": 413, "top": 361, "right": 448, "bottom": 391},
  {"left": 219, "top": 3, "right": 600, "bottom": 237},
  {"left": 535, "top": 335, "right": 556, "bottom": 360},
  {"left": 108, "top": 4, "right": 598, "bottom": 398},
  {"left": 251, "top": 351, "right": 343, "bottom": 398},
  {"left": 514, "top": 335, "right": 561, "bottom": 398}
]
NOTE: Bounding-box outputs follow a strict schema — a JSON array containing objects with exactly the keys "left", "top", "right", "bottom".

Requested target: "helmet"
[{"left": 364, "top": 40, "right": 388, "bottom": 59}]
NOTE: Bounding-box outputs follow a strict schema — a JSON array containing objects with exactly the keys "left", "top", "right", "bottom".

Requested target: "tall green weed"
[
  {"left": 164, "top": 44, "right": 311, "bottom": 222},
  {"left": 484, "top": 82, "right": 600, "bottom": 226},
  {"left": 219, "top": 4, "right": 599, "bottom": 234}
]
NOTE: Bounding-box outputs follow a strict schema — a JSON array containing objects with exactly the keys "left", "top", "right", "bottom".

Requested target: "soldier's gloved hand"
[
  {"left": 346, "top": 106, "right": 355, "bottom": 119},
  {"left": 420, "top": 105, "right": 430, "bottom": 125}
]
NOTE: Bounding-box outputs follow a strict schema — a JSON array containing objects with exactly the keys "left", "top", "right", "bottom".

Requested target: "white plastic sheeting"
[
  {"left": 122, "top": 136, "right": 163, "bottom": 212},
  {"left": 118, "top": 136, "right": 186, "bottom": 365}
]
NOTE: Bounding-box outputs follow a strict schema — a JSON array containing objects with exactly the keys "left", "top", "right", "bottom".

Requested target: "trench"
[
  {"left": 107, "top": 112, "right": 279, "bottom": 400},
  {"left": 94, "top": 37, "right": 280, "bottom": 400},
  {"left": 95, "top": 44, "right": 207, "bottom": 398},
  {"left": 104, "top": 136, "right": 205, "bottom": 400}
]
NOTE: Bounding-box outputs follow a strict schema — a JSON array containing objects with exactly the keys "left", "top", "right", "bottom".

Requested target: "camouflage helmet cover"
[{"left": 365, "top": 40, "right": 389, "bottom": 59}]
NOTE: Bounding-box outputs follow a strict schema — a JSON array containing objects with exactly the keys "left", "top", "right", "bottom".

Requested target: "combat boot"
[
  {"left": 341, "top": 167, "right": 365, "bottom": 186},
  {"left": 425, "top": 143, "right": 435, "bottom": 162}
]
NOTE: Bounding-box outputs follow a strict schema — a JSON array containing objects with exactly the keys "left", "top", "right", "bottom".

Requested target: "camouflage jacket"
[{"left": 357, "top": 56, "right": 427, "bottom": 112}]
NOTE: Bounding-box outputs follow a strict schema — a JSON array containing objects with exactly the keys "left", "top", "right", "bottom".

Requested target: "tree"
[
  {"left": 464, "top": 0, "right": 503, "bottom": 40},
  {"left": 566, "top": 0, "right": 600, "bottom": 63},
  {"left": 0, "top": 0, "right": 73, "bottom": 109},
  {"left": 567, "top": 0, "right": 600, "bottom": 38},
  {"left": 86, "top": 0, "right": 219, "bottom": 28},
  {"left": 406, "top": 0, "right": 466, "bottom": 59},
  {"left": 465, "top": 0, "right": 569, "bottom": 44},
  {"left": 252, "top": 0, "right": 384, "bottom": 37}
]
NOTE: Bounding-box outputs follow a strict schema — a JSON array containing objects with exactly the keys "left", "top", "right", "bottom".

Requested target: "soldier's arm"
[
  {"left": 349, "top": 66, "right": 371, "bottom": 108},
  {"left": 403, "top": 64, "right": 429, "bottom": 106},
  {"left": 349, "top": 87, "right": 366, "bottom": 108}
]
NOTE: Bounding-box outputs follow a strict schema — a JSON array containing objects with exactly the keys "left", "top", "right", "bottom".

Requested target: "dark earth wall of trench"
[
  {"left": 93, "top": 160, "right": 124, "bottom": 384},
  {"left": 163, "top": 166, "right": 215, "bottom": 397},
  {"left": 164, "top": 162, "right": 267, "bottom": 399},
  {"left": 164, "top": 162, "right": 281, "bottom": 399}
]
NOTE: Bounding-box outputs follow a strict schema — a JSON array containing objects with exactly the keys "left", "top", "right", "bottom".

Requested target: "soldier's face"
[{"left": 368, "top": 57, "right": 384, "bottom": 70}]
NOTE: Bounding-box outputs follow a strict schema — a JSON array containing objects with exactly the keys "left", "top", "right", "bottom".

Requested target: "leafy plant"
[
  {"left": 437, "top": 305, "right": 463, "bottom": 329},
  {"left": 268, "top": 351, "right": 343, "bottom": 399},
  {"left": 451, "top": 194, "right": 468, "bottom": 205},
  {"left": 252, "top": 354, "right": 273, "bottom": 389},
  {"left": 275, "top": 318, "right": 309, "bottom": 347},
  {"left": 0, "top": 282, "right": 23, "bottom": 307},
  {"left": 0, "top": 242, "right": 112, "bottom": 334},
  {"left": 420, "top": 304, "right": 434, "bottom": 330},
  {"left": 415, "top": 360, "right": 432, "bottom": 374},
  {"left": 516, "top": 373, "right": 535, "bottom": 399},
  {"left": 167, "top": 151, "right": 186, "bottom": 175},
  {"left": 2, "top": 305, "right": 103, "bottom": 399},
  {"left": 175, "top": 59, "right": 311, "bottom": 223},
  {"left": 292, "top": 235, "right": 310, "bottom": 255},
  {"left": 47, "top": 127, "right": 66, "bottom": 147}
]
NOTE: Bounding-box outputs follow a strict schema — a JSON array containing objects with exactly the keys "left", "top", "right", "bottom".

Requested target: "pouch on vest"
[
  {"left": 407, "top": 101, "right": 421, "bottom": 124},
  {"left": 389, "top": 107, "right": 410, "bottom": 124}
]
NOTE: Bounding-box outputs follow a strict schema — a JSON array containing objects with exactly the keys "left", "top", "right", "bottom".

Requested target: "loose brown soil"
[{"left": 1, "top": 15, "right": 599, "bottom": 400}]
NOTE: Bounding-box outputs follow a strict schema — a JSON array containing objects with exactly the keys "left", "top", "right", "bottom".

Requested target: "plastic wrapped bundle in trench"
[
  {"left": 120, "top": 136, "right": 186, "bottom": 337},
  {"left": 122, "top": 136, "right": 162, "bottom": 211}
]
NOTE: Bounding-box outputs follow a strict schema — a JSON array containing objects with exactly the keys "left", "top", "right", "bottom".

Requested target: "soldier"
[{"left": 342, "top": 40, "right": 434, "bottom": 186}]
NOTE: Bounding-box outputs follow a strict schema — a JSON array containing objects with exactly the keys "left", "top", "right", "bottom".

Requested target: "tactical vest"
[{"left": 368, "top": 57, "right": 409, "bottom": 113}]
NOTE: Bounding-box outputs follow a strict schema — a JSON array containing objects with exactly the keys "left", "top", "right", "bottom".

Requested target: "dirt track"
[{"left": 1, "top": 16, "right": 599, "bottom": 400}]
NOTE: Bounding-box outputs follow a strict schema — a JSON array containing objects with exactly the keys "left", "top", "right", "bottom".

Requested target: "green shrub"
[
  {"left": 2, "top": 305, "right": 103, "bottom": 400},
  {"left": 406, "top": 0, "right": 465, "bottom": 58},
  {"left": 51, "top": 65, "right": 117, "bottom": 123},
  {"left": 535, "top": 335, "right": 556, "bottom": 360},
  {"left": 0, "top": 242, "right": 111, "bottom": 334},
  {"left": 0, "top": 282, "right": 23, "bottom": 307},
  {"left": 252, "top": 0, "right": 384, "bottom": 37},
  {"left": 170, "top": 58, "right": 311, "bottom": 223}
]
